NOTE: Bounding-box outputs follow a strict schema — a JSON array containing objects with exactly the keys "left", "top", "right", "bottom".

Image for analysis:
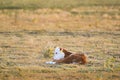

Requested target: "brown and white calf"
[{"left": 46, "top": 47, "right": 87, "bottom": 64}]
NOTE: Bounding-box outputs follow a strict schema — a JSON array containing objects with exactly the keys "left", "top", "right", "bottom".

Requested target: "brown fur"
[
  {"left": 60, "top": 48, "right": 72, "bottom": 58},
  {"left": 54, "top": 48, "right": 87, "bottom": 64}
]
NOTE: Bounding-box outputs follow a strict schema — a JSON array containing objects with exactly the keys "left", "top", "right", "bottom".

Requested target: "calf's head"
[{"left": 53, "top": 47, "right": 65, "bottom": 60}]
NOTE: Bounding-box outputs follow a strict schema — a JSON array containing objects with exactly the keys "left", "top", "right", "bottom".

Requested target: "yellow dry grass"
[{"left": 0, "top": 6, "right": 120, "bottom": 80}]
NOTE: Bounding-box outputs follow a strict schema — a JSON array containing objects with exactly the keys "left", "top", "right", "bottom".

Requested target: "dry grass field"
[{"left": 0, "top": 0, "right": 120, "bottom": 80}]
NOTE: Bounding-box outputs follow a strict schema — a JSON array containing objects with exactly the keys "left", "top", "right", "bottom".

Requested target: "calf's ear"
[{"left": 60, "top": 48, "right": 63, "bottom": 52}]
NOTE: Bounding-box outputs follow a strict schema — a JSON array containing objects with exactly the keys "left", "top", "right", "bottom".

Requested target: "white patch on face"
[{"left": 53, "top": 47, "right": 65, "bottom": 60}]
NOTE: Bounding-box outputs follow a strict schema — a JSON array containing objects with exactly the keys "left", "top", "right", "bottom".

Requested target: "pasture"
[{"left": 0, "top": 0, "right": 120, "bottom": 80}]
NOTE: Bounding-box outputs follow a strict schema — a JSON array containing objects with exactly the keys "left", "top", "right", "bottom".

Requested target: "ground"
[{"left": 0, "top": 1, "right": 120, "bottom": 80}]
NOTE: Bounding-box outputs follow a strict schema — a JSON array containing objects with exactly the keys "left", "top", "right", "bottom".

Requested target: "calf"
[{"left": 46, "top": 47, "right": 87, "bottom": 64}]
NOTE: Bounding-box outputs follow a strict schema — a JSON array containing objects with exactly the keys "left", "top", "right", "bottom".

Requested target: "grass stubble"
[{"left": 0, "top": 0, "right": 120, "bottom": 80}]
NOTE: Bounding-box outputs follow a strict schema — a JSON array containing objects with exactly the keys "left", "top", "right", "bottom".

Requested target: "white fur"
[
  {"left": 46, "top": 47, "right": 65, "bottom": 64},
  {"left": 53, "top": 47, "right": 65, "bottom": 60},
  {"left": 46, "top": 61, "right": 56, "bottom": 64}
]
